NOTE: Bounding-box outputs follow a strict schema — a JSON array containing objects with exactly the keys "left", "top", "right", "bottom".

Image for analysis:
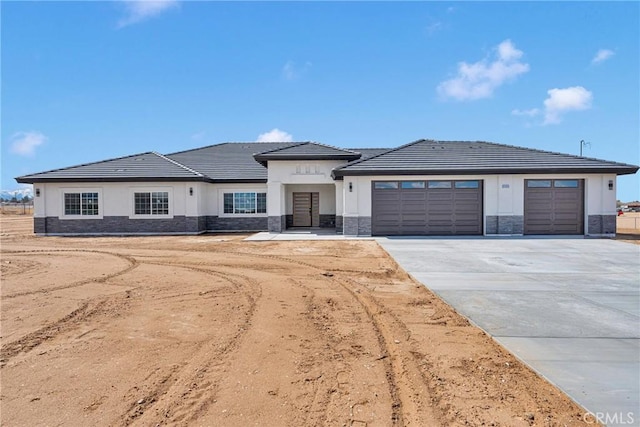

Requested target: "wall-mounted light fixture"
[
  {"left": 349, "top": 182, "right": 353, "bottom": 192},
  {"left": 35, "top": 188, "right": 41, "bottom": 197},
  {"left": 189, "top": 187, "right": 194, "bottom": 196},
  {"left": 608, "top": 180, "right": 614, "bottom": 191}
]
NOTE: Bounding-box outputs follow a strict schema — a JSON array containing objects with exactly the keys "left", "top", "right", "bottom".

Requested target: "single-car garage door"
[
  {"left": 524, "top": 179, "right": 584, "bottom": 235},
  {"left": 372, "top": 180, "right": 483, "bottom": 236}
]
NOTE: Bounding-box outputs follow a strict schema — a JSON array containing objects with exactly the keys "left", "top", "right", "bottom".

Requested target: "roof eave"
[
  {"left": 208, "top": 178, "right": 267, "bottom": 184},
  {"left": 333, "top": 166, "right": 639, "bottom": 177},
  {"left": 253, "top": 154, "right": 361, "bottom": 162},
  {"left": 15, "top": 176, "right": 211, "bottom": 184}
]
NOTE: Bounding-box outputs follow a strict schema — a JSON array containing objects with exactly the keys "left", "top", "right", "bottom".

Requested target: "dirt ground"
[{"left": 1, "top": 215, "right": 597, "bottom": 426}]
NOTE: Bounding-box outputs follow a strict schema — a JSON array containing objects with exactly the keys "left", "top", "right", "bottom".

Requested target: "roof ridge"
[
  {"left": 15, "top": 151, "right": 157, "bottom": 179},
  {"left": 304, "top": 140, "right": 361, "bottom": 155},
  {"left": 334, "top": 139, "right": 426, "bottom": 170},
  {"left": 152, "top": 152, "right": 205, "bottom": 177},
  {"left": 251, "top": 142, "right": 307, "bottom": 156},
  {"left": 164, "top": 142, "right": 227, "bottom": 156}
]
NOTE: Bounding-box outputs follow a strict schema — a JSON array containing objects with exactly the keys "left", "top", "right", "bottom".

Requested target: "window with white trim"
[
  {"left": 223, "top": 192, "right": 267, "bottom": 214},
  {"left": 64, "top": 192, "right": 99, "bottom": 216},
  {"left": 134, "top": 191, "right": 169, "bottom": 215}
]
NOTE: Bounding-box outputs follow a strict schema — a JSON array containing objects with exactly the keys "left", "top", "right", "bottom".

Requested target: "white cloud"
[
  {"left": 426, "top": 21, "right": 444, "bottom": 35},
  {"left": 591, "top": 49, "right": 615, "bottom": 64},
  {"left": 543, "top": 86, "right": 593, "bottom": 125},
  {"left": 282, "top": 60, "right": 312, "bottom": 80},
  {"left": 437, "top": 39, "right": 530, "bottom": 101},
  {"left": 9, "top": 131, "right": 47, "bottom": 156},
  {"left": 117, "top": 0, "right": 179, "bottom": 28},
  {"left": 511, "top": 108, "right": 540, "bottom": 117},
  {"left": 256, "top": 129, "right": 293, "bottom": 143}
]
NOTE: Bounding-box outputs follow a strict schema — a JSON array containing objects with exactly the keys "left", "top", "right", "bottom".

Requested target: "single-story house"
[{"left": 16, "top": 139, "right": 638, "bottom": 237}]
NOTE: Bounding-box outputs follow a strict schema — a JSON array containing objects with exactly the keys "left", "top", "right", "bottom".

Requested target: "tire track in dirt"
[
  {"left": 194, "top": 249, "right": 422, "bottom": 426},
  {"left": 289, "top": 279, "right": 333, "bottom": 427},
  {"left": 344, "top": 277, "right": 467, "bottom": 425},
  {"left": 0, "top": 297, "right": 122, "bottom": 364},
  {"left": 117, "top": 260, "right": 261, "bottom": 426},
  {"left": 2, "top": 249, "right": 139, "bottom": 299},
  {"left": 328, "top": 275, "right": 443, "bottom": 426}
]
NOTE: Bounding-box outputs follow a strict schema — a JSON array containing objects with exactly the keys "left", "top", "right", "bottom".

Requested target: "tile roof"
[
  {"left": 15, "top": 139, "right": 638, "bottom": 184},
  {"left": 333, "top": 139, "right": 639, "bottom": 178},
  {"left": 16, "top": 152, "right": 205, "bottom": 183},
  {"left": 166, "top": 142, "right": 296, "bottom": 182},
  {"left": 253, "top": 142, "right": 361, "bottom": 165}
]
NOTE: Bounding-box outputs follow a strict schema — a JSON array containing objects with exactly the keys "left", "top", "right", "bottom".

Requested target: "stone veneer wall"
[
  {"left": 207, "top": 216, "right": 268, "bottom": 232},
  {"left": 319, "top": 215, "right": 336, "bottom": 228},
  {"left": 35, "top": 216, "right": 205, "bottom": 235},
  {"left": 343, "top": 216, "right": 371, "bottom": 236},
  {"left": 335, "top": 215, "right": 343, "bottom": 234},
  {"left": 284, "top": 214, "right": 336, "bottom": 229},
  {"left": 34, "top": 215, "right": 269, "bottom": 235},
  {"left": 486, "top": 215, "right": 524, "bottom": 235},
  {"left": 588, "top": 215, "right": 616, "bottom": 234}
]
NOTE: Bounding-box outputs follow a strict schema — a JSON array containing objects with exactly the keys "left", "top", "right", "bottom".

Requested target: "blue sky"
[{"left": 2, "top": 1, "right": 639, "bottom": 200}]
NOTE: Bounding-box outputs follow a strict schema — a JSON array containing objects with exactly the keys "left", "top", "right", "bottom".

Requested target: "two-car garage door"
[
  {"left": 372, "top": 180, "right": 483, "bottom": 236},
  {"left": 371, "top": 178, "right": 585, "bottom": 236}
]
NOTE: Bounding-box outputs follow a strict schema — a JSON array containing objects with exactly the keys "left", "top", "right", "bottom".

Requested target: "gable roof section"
[
  {"left": 167, "top": 142, "right": 297, "bottom": 182},
  {"left": 16, "top": 152, "right": 205, "bottom": 184},
  {"left": 333, "top": 140, "right": 639, "bottom": 178},
  {"left": 253, "top": 142, "right": 361, "bottom": 165}
]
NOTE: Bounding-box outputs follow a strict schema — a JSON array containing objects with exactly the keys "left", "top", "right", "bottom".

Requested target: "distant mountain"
[{"left": 1, "top": 187, "right": 34, "bottom": 201}]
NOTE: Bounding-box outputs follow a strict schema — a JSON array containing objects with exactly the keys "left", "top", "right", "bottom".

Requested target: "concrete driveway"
[{"left": 377, "top": 237, "right": 640, "bottom": 426}]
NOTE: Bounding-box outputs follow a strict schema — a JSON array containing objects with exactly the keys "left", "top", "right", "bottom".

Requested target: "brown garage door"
[
  {"left": 372, "top": 180, "right": 483, "bottom": 236},
  {"left": 524, "top": 179, "right": 584, "bottom": 235}
]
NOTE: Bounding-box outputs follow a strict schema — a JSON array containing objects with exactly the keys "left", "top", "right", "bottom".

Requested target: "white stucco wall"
[
  {"left": 34, "top": 182, "right": 196, "bottom": 218},
  {"left": 31, "top": 172, "right": 619, "bottom": 231},
  {"left": 267, "top": 160, "right": 346, "bottom": 184},
  {"left": 340, "top": 173, "right": 619, "bottom": 222},
  {"left": 265, "top": 160, "right": 345, "bottom": 216},
  {"left": 585, "top": 174, "right": 618, "bottom": 215}
]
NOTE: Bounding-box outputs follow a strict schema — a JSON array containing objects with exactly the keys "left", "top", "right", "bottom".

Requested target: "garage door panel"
[
  {"left": 401, "top": 192, "right": 426, "bottom": 201},
  {"left": 401, "top": 213, "right": 426, "bottom": 221},
  {"left": 556, "top": 200, "right": 580, "bottom": 209},
  {"left": 401, "top": 200, "right": 426, "bottom": 209},
  {"left": 378, "top": 214, "right": 400, "bottom": 223},
  {"left": 524, "top": 179, "right": 583, "bottom": 235},
  {"left": 427, "top": 193, "right": 454, "bottom": 202},
  {"left": 375, "top": 194, "right": 401, "bottom": 203},
  {"left": 454, "top": 214, "right": 481, "bottom": 222},
  {"left": 454, "top": 192, "right": 481, "bottom": 201}
]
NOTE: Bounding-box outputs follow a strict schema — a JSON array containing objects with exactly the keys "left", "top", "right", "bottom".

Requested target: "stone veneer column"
[
  {"left": 485, "top": 215, "right": 523, "bottom": 235},
  {"left": 343, "top": 216, "right": 359, "bottom": 236},
  {"left": 268, "top": 216, "right": 282, "bottom": 233},
  {"left": 588, "top": 214, "right": 616, "bottom": 234}
]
